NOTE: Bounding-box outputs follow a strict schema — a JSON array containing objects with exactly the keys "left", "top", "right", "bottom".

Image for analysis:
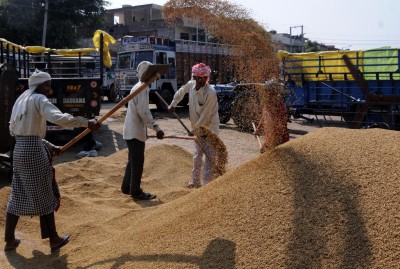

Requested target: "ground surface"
[
  {"left": 50, "top": 102, "right": 322, "bottom": 169},
  {"left": 1, "top": 102, "right": 399, "bottom": 269}
]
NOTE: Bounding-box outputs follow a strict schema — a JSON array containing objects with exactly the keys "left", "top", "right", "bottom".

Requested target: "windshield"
[
  {"left": 117, "top": 52, "right": 131, "bottom": 69},
  {"left": 134, "top": 51, "right": 153, "bottom": 69}
]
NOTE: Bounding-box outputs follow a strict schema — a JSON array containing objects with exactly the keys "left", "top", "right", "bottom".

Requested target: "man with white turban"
[
  {"left": 121, "top": 61, "right": 164, "bottom": 200},
  {"left": 168, "top": 63, "right": 220, "bottom": 188},
  {"left": 4, "top": 69, "right": 101, "bottom": 252}
]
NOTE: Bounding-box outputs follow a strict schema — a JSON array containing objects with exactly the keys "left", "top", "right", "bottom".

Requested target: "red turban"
[{"left": 192, "top": 63, "right": 211, "bottom": 77}]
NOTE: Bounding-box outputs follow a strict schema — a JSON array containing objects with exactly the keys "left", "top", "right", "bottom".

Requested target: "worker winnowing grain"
[{"left": 168, "top": 63, "right": 220, "bottom": 188}]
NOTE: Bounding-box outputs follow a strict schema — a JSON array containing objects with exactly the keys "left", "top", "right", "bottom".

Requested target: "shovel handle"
[
  {"left": 154, "top": 91, "right": 192, "bottom": 135},
  {"left": 148, "top": 135, "right": 197, "bottom": 141},
  {"left": 60, "top": 72, "right": 160, "bottom": 154},
  {"left": 252, "top": 122, "right": 263, "bottom": 148}
]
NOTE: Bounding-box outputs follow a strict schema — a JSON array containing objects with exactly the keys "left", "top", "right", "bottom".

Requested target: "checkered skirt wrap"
[{"left": 7, "top": 136, "right": 59, "bottom": 216}]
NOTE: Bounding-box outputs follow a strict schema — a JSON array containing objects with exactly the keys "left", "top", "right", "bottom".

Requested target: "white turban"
[
  {"left": 28, "top": 69, "right": 51, "bottom": 91},
  {"left": 137, "top": 61, "right": 152, "bottom": 80}
]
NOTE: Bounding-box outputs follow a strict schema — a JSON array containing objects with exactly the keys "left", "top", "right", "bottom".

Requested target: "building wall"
[{"left": 105, "top": 5, "right": 336, "bottom": 53}]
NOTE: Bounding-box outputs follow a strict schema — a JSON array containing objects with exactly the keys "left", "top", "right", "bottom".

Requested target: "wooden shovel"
[
  {"left": 252, "top": 121, "right": 263, "bottom": 149},
  {"left": 147, "top": 135, "right": 197, "bottom": 140},
  {"left": 59, "top": 64, "right": 170, "bottom": 154}
]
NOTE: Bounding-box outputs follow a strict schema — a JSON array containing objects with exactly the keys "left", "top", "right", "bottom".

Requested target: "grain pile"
[{"left": 1, "top": 127, "right": 399, "bottom": 268}]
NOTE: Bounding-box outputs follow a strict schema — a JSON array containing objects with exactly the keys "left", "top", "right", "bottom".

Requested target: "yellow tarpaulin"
[
  {"left": 1, "top": 31, "right": 115, "bottom": 67},
  {"left": 279, "top": 48, "right": 400, "bottom": 86},
  {"left": 278, "top": 50, "right": 364, "bottom": 83},
  {"left": 92, "top": 30, "right": 116, "bottom": 68},
  {"left": 363, "top": 48, "right": 400, "bottom": 80}
]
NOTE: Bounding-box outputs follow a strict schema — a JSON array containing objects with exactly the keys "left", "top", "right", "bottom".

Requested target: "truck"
[
  {"left": 114, "top": 36, "right": 234, "bottom": 110},
  {"left": 0, "top": 31, "right": 113, "bottom": 179},
  {"left": 279, "top": 48, "right": 400, "bottom": 130},
  {"left": 210, "top": 48, "right": 400, "bottom": 133}
]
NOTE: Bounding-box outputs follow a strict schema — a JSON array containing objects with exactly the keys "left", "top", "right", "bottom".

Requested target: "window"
[
  {"left": 180, "top": 33, "right": 189, "bottom": 40},
  {"left": 117, "top": 52, "right": 132, "bottom": 69},
  {"left": 134, "top": 51, "right": 153, "bottom": 68}
]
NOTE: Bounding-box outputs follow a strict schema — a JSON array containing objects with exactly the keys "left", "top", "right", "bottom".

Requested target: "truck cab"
[{"left": 116, "top": 36, "right": 177, "bottom": 110}]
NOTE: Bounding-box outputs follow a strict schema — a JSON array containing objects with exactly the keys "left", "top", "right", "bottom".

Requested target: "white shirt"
[
  {"left": 9, "top": 93, "right": 88, "bottom": 138},
  {"left": 122, "top": 81, "right": 158, "bottom": 142},
  {"left": 170, "top": 80, "right": 219, "bottom": 134}
]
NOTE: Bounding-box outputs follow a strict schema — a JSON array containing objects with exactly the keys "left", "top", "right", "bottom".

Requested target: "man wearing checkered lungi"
[{"left": 4, "top": 70, "right": 101, "bottom": 252}]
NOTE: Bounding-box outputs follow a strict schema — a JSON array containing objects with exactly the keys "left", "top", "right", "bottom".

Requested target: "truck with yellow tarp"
[
  {"left": 0, "top": 30, "right": 115, "bottom": 130},
  {"left": 279, "top": 48, "right": 400, "bottom": 129},
  {"left": 0, "top": 31, "right": 115, "bottom": 174}
]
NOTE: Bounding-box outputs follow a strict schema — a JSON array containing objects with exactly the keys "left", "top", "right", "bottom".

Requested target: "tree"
[
  {"left": 0, "top": 0, "right": 109, "bottom": 48},
  {"left": 304, "top": 40, "right": 321, "bottom": 52}
]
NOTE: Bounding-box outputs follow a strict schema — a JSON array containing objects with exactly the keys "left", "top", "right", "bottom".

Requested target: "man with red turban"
[{"left": 168, "top": 63, "right": 220, "bottom": 188}]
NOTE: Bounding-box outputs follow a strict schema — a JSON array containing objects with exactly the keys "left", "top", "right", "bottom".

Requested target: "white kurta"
[
  {"left": 122, "top": 81, "right": 158, "bottom": 142},
  {"left": 170, "top": 80, "right": 220, "bottom": 134},
  {"left": 9, "top": 93, "right": 88, "bottom": 137}
]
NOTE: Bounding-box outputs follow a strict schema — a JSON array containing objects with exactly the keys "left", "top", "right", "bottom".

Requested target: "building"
[
  {"left": 106, "top": 4, "right": 208, "bottom": 45},
  {"left": 269, "top": 31, "right": 304, "bottom": 52},
  {"left": 103, "top": 4, "right": 336, "bottom": 55}
]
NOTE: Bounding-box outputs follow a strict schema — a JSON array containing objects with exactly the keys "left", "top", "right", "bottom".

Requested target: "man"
[
  {"left": 168, "top": 63, "right": 219, "bottom": 188},
  {"left": 121, "top": 61, "right": 164, "bottom": 200},
  {"left": 5, "top": 69, "right": 101, "bottom": 252}
]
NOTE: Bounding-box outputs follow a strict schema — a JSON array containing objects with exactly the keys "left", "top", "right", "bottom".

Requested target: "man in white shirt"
[
  {"left": 121, "top": 61, "right": 164, "bottom": 200},
  {"left": 5, "top": 69, "right": 101, "bottom": 252},
  {"left": 168, "top": 63, "right": 219, "bottom": 188}
]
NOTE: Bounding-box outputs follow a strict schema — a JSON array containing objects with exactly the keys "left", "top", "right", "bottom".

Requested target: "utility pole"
[
  {"left": 289, "top": 25, "right": 304, "bottom": 53},
  {"left": 41, "top": 0, "right": 49, "bottom": 47}
]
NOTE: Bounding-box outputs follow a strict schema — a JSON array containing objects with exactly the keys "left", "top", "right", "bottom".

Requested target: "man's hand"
[
  {"left": 168, "top": 106, "right": 175, "bottom": 114},
  {"left": 156, "top": 130, "right": 164, "bottom": 139},
  {"left": 154, "top": 125, "right": 164, "bottom": 139},
  {"left": 51, "top": 146, "right": 62, "bottom": 156},
  {"left": 88, "top": 119, "right": 101, "bottom": 131}
]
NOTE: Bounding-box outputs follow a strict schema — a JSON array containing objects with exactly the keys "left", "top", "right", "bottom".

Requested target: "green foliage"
[
  {"left": 0, "top": 0, "right": 109, "bottom": 48},
  {"left": 304, "top": 40, "right": 321, "bottom": 52}
]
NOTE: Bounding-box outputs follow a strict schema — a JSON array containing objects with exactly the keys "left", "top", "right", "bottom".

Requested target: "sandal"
[
  {"left": 51, "top": 235, "right": 70, "bottom": 252},
  {"left": 4, "top": 238, "right": 21, "bottom": 251},
  {"left": 186, "top": 182, "right": 201, "bottom": 189},
  {"left": 132, "top": 192, "right": 156, "bottom": 200}
]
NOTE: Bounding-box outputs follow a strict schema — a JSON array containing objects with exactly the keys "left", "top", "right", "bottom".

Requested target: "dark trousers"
[
  {"left": 121, "top": 138, "right": 145, "bottom": 196},
  {"left": 5, "top": 212, "right": 58, "bottom": 242},
  {"left": 81, "top": 129, "right": 96, "bottom": 151}
]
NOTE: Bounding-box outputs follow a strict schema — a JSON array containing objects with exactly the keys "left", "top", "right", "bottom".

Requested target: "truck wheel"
[
  {"left": 231, "top": 90, "right": 262, "bottom": 132},
  {"left": 219, "top": 113, "right": 231, "bottom": 124},
  {"left": 218, "top": 97, "right": 232, "bottom": 124},
  {"left": 108, "top": 84, "right": 118, "bottom": 103},
  {"left": 156, "top": 89, "right": 172, "bottom": 112}
]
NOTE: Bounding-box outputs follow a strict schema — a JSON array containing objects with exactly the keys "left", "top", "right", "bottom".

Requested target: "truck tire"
[
  {"left": 231, "top": 90, "right": 262, "bottom": 132},
  {"left": 219, "top": 113, "right": 231, "bottom": 124},
  {"left": 108, "top": 84, "right": 118, "bottom": 103},
  {"left": 218, "top": 97, "right": 233, "bottom": 124},
  {"left": 156, "top": 89, "right": 173, "bottom": 112}
]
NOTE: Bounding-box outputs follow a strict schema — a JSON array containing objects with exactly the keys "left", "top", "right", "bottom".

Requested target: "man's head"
[
  {"left": 29, "top": 69, "right": 53, "bottom": 96},
  {"left": 192, "top": 63, "right": 211, "bottom": 88},
  {"left": 137, "top": 61, "right": 153, "bottom": 80}
]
